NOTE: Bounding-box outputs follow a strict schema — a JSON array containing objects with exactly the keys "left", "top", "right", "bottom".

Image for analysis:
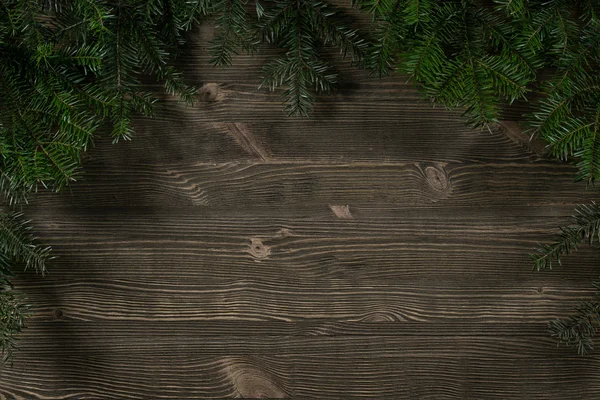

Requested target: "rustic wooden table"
[{"left": 1, "top": 18, "right": 599, "bottom": 399}]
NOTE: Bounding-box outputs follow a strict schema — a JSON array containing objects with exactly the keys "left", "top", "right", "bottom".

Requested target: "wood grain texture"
[
  {"left": 2, "top": 323, "right": 600, "bottom": 399},
  {"left": 28, "top": 160, "right": 598, "bottom": 209},
  {"left": 2, "top": 11, "right": 600, "bottom": 399}
]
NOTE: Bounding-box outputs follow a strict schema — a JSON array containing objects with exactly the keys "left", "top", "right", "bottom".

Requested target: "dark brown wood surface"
[{"left": 2, "top": 17, "right": 600, "bottom": 399}]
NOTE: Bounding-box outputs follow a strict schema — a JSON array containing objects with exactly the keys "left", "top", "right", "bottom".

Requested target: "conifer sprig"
[
  {"left": 548, "top": 280, "right": 600, "bottom": 355},
  {"left": 531, "top": 17, "right": 600, "bottom": 184},
  {"left": 257, "top": 0, "right": 367, "bottom": 115},
  {"left": 209, "top": 0, "right": 257, "bottom": 66},
  {"left": 532, "top": 202, "right": 600, "bottom": 353},
  {"left": 0, "top": 212, "right": 52, "bottom": 275},
  {"left": 532, "top": 202, "right": 600, "bottom": 271},
  {"left": 357, "top": 0, "right": 533, "bottom": 127},
  {"left": 204, "top": 0, "right": 366, "bottom": 115},
  {"left": 0, "top": 212, "right": 51, "bottom": 363},
  {"left": 0, "top": 289, "right": 30, "bottom": 364}
]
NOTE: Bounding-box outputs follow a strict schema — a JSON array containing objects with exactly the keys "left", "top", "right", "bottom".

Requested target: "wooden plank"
[
  {"left": 3, "top": 322, "right": 593, "bottom": 354},
  {"left": 83, "top": 114, "right": 537, "bottom": 165},
  {"left": 23, "top": 202, "right": 592, "bottom": 218},
  {"left": 7, "top": 320, "right": 561, "bottom": 337},
  {"left": 27, "top": 161, "right": 596, "bottom": 209},
  {"left": 7, "top": 211, "right": 597, "bottom": 324},
  {"left": 1, "top": 323, "right": 599, "bottom": 399},
  {"left": 23, "top": 211, "right": 597, "bottom": 280},
  {"left": 16, "top": 275, "right": 597, "bottom": 324}
]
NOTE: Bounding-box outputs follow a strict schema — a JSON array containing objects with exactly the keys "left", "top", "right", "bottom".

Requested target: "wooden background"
[{"left": 2, "top": 14, "right": 600, "bottom": 399}]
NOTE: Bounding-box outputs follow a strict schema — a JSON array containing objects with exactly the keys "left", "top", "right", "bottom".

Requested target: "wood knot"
[
  {"left": 275, "top": 228, "right": 293, "bottom": 238},
  {"left": 360, "top": 311, "right": 399, "bottom": 322},
  {"left": 198, "top": 83, "right": 222, "bottom": 102},
  {"left": 329, "top": 205, "right": 353, "bottom": 219},
  {"left": 221, "top": 357, "right": 287, "bottom": 398},
  {"left": 424, "top": 165, "right": 450, "bottom": 192},
  {"left": 248, "top": 238, "right": 271, "bottom": 260},
  {"left": 54, "top": 309, "right": 63, "bottom": 319}
]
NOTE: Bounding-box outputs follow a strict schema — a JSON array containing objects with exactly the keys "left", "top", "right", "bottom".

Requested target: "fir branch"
[
  {"left": 545, "top": 117, "right": 594, "bottom": 160},
  {"left": 364, "top": 0, "right": 403, "bottom": 77},
  {"left": 305, "top": 1, "right": 367, "bottom": 64},
  {"left": 520, "top": 7, "right": 557, "bottom": 53},
  {"left": 362, "top": 0, "right": 600, "bottom": 143},
  {"left": 58, "top": 43, "right": 105, "bottom": 73},
  {"left": 178, "top": 0, "right": 212, "bottom": 30},
  {"left": 404, "top": 0, "right": 433, "bottom": 26},
  {"left": 209, "top": 0, "right": 256, "bottom": 66},
  {"left": 493, "top": 0, "right": 528, "bottom": 18},
  {"left": 532, "top": 201, "right": 600, "bottom": 353},
  {"left": 0, "top": 253, "right": 14, "bottom": 288},
  {"left": 580, "top": 0, "right": 600, "bottom": 22},
  {"left": 106, "top": 2, "right": 141, "bottom": 141},
  {"left": 531, "top": 81, "right": 600, "bottom": 135},
  {"left": 0, "top": 212, "right": 52, "bottom": 275},
  {"left": 258, "top": 0, "right": 366, "bottom": 115},
  {"left": 427, "top": 3, "right": 529, "bottom": 126},
  {"left": 474, "top": 55, "right": 528, "bottom": 103},
  {"left": 575, "top": 104, "right": 600, "bottom": 184},
  {"left": 128, "top": 5, "right": 198, "bottom": 104},
  {"left": 261, "top": 56, "right": 337, "bottom": 115},
  {"left": 549, "top": 279, "right": 600, "bottom": 355},
  {"left": 0, "top": 212, "right": 53, "bottom": 365},
  {"left": 525, "top": 15, "right": 600, "bottom": 182},
  {"left": 369, "top": 0, "right": 534, "bottom": 127},
  {"left": 479, "top": 9, "right": 541, "bottom": 76},
  {"left": 352, "top": 0, "right": 396, "bottom": 19},
  {"left": 531, "top": 202, "right": 600, "bottom": 271},
  {"left": 463, "top": 58, "right": 497, "bottom": 126},
  {"left": 401, "top": 9, "right": 449, "bottom": 84},
  {"left": 0, "top": 289, "right": 30, "bottom": 364}
]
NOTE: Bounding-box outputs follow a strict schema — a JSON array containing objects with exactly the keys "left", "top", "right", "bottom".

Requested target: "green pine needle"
[
  {"left": 210, "top": 0, "right": 257, "bottom": 66},
  {"left": 549, "top": 279, "right": 600, "bottom": 355},
  {"left": 257, "top": 0, "right": 367, "bottom": 115},
  {"left": 531, "top": 202, "right": 600, "bottom": 271},
  {"left": 0, "top": 212, "right": 51, "bottom": 364},
  {"left": 532, "top": 202, "right": 600, "bottom": 353},
  {"left": 0, "top": 289, "right": 30, "bottom": 364}
]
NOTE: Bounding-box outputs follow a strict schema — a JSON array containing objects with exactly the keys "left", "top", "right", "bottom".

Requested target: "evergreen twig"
[
  {"left": 0, "top": 212, "right": 50, "bottom": 363},
  {"left": 548, "top": 280, "right": 600, "bottom": 355},
  {"left": 257, "top": 0, "right": 367, "bottom": 115},
  {"left": 532, "top": 202, "right": 600, "bottom": 353}
]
